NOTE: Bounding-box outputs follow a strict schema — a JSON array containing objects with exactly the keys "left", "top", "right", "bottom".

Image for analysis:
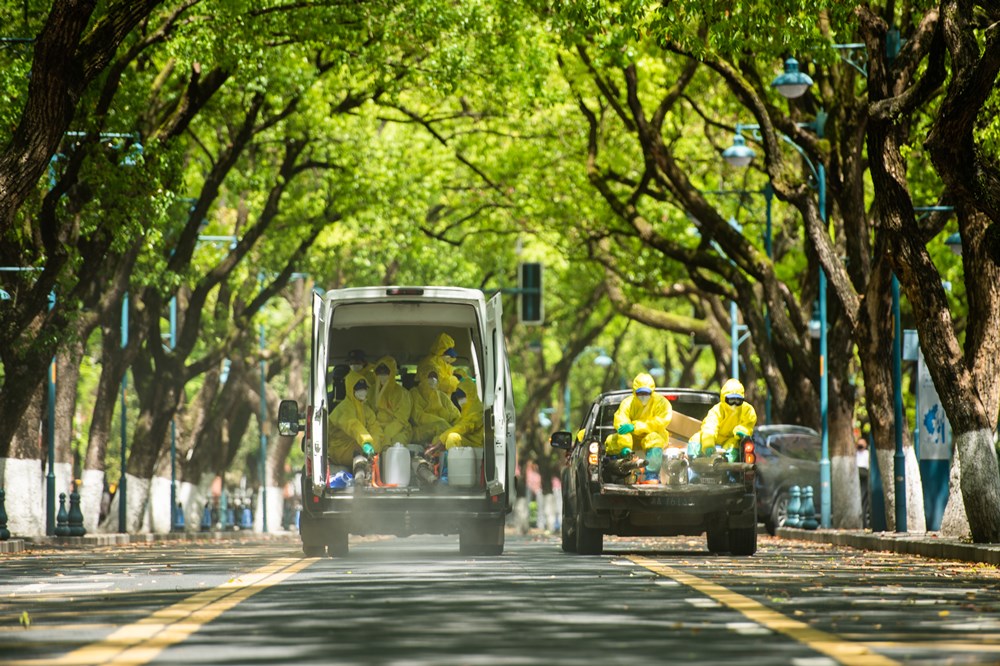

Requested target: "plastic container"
[
  {"left": 447, "top": 447, "right": 477, "bottom": 487},
  {"left": 328, "top": 470, "right": 354, "bottom": 489},
  {"left": 383, "top": 443, "right": 411, "bottom": 487}
]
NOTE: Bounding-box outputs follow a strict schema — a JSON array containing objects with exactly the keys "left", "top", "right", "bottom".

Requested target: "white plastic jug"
[
  {"left": 447, "top": 447, "right": 477, "bottom": 487},
  {"left": 383, "top": 443, "right": 411, "bottom": 487}
]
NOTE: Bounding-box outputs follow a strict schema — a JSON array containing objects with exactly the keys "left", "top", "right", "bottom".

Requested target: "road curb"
[
  {"left": 0, "top": 538, "right": 25, "bottom": 554},
  {"left": 776, "top": 527, "right": 1000, "bottom": 566},
  {"left": 1, "top": 530, "right": 299, "bottom": 554}
]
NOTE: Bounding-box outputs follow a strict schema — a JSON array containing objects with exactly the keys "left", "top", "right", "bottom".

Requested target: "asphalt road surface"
[{"left": 1, "top": 532, "right": 998, "bottom": 665}]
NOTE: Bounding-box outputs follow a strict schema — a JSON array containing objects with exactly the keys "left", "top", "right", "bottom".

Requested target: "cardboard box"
[{"left": 669, "top": 411, "right": 702, "bottom": 440}]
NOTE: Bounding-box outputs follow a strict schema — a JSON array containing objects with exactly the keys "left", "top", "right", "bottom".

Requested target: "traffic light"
[{"left": 518, "top": 262, "right": 543, "bottom": 325}]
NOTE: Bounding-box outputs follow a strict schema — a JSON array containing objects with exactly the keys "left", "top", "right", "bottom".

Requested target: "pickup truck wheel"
[
  {"left": 459, "top": 517, "right": 505, "bottom": 556},
  {"left": 706, "top": 528, "right": 729, "bottom": 554},
  {"left": 728, "top": 526, "right": 757, "bottom": 556},
  {"left": 575, "top": 501, "right": 603, "bottom": 555},
  {"left": 326, "top": 527, "right": 349, "bottom": 558}
]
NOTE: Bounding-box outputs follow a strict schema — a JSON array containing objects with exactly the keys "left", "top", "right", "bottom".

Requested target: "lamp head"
[
  {"left": 722, "top": 133, "right": 756, "bottom": 168},
  {"left": 593, "top": 352, "right": 613, "bottom": 368},
  {"left": 945, "top": 232, "right": 962, "bottom": 256},
  {"left": 772, "top": 57, "right": 813, "bottom": 99}
]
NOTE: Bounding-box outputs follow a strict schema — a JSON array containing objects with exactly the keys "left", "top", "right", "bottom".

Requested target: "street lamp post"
[
  {"left": 722, "top": 113, "right": 830, "bottom": 528},
  {"left": 259, "top": 322, "right": 268, "bottom": 533},
  {"left": 564, "top": 347, "right": 613, "bottom": 429},
  {"left": 699, "top": 186, "right": 775, "bottom": 423},
  {"left": 169, "top": 296, "right": 179, "bottom": 531},
  {"left": 119, "top": 293, "right": 129, "bottom": 533}
]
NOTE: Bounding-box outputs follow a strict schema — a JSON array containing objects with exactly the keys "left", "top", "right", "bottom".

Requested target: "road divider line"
[
  {"left": 629, "top": 556, "right": 900, "bottom": 666},
  {"left": 17, "top": 557, "right": 315, "bottom": 666}
]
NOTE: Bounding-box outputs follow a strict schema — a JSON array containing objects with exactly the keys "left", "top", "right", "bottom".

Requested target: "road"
[{"left": 1, "top": 532, "right": 998, "bottom": 665}]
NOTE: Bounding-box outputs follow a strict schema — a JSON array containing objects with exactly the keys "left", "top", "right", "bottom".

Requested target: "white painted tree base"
[
  {"left": 254, "top": 485, "right": 285, "bottom": 533},
  {"left": 101, "top": 473, "right": 152, "bottom": 533},
  {"left": 0, "top": 457, "right": 46, "bottom": 536},
  {"left": 875, "top": 446, "right": 926, "bottom": 532},
  {"left": 831, "top": 454, "right": 863, "bottom": 528},
  {"left": 79, "top": 469, "right": 106, "bottom": 533}
]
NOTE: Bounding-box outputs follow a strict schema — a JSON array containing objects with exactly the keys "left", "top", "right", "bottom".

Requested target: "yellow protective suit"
[
  {"left": 417, "top": 332, "right": 459, "bottom": 395},
  {"left": 605, "top": 373, "right": 673, "bottom": 455},
  {"left": 439, "top": 376, "right": 484, "bottom": 449},
  {"left": 699, "top": 378, "right": 757, "bottom": 457},
  {"left": 372, "top": 355, "right": 412, "bottom": 446},
  {"left": 328, "top": 372, "right": 385, "bottom": 466},
  {"left": 346, "top": 350, "right": 376, "bottom": 404},
  {"left": 409, "top": 365, "right": 460, "bottom": 442}
]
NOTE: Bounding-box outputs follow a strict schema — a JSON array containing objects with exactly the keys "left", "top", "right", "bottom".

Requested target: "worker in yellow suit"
[
  {"left": 699, "top": 378, "right": 758, "bottom": 462},
  {"left": 328, "top": 372, "right": 384, "bottom": 469},
  {"left": 372, "top": 355, "right": 412, "bottom": 446},
  {"left": 432, "top": 376, "right": 483, "bottom": 453},
  {"left": 604, "top": 373, "right": 672, "bottom": 456},
  {"left": 417, "top": 332, "right": 460, "bottom": 395},
  {"left": 409, "top": 366, "right": 460, "bottom": 443}
]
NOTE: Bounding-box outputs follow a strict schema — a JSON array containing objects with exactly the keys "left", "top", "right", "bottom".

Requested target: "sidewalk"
[
  {"left": 776, "top": 526, "right": 1000, "bottom": 566},
  {"left": 0, "top": 530, "right": 298, "bottom": 554}
]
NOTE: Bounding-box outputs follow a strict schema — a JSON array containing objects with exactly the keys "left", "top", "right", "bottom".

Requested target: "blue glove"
[
  {"left": 621, "top": 447, "right": 632, "bottom": 457},
  {"left": 617, "top": 423, "right": 635, "bottom": 435},
  {"left": 362, "top": 442, "right": 375, "bottom": 458}
]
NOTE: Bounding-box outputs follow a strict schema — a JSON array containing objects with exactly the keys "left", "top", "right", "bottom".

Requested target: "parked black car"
[
  {"left": 552, "top": 388, "right": 758, "bottom": 556},
  {"left": 752, "top": 424, "right": 821, "bottom": 534}
]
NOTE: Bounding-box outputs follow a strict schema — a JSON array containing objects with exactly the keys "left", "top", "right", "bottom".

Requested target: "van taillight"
[
  {"left": 387, "top": 288, "right": 424, "bottom": 296},
  {"left": 743, "top": 440, "right": 755, "bottom": 464},
  {"left": 305, "top": 405, "right": 314, "bottom": 441}
]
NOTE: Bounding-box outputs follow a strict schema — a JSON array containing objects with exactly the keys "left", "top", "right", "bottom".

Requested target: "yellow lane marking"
[
  {"left": 629, "top": 556, "right": 900, "bottom": 666},
  {"left": 13, "top": 556, "right": 315, "bottom": 666}
]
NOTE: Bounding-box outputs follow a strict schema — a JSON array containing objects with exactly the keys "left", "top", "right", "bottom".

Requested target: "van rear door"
[
  {"left": 308, "top": 289, "right": 328, "bottom": 491},
  {"left": 486, "top": 292, "right": 515, "bottom": 506}
]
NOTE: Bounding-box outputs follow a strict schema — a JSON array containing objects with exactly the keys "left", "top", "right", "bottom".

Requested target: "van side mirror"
[
  {"left": 278, "top": 400, "right": 302, "bottom": 436},
  {"left": 549, "top": 430, "right": 574, "bottom": 450}
]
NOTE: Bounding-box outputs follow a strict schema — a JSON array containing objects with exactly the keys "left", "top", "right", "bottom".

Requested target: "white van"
[{"left": 278, "top": 286, "right": 516, "bottom": 556}]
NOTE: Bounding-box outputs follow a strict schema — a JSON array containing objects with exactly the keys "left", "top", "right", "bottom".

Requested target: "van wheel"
[
  {"left": 300, "top": 513, "right": 325, "bottom": 557},
  {"left": 575, "top": 501, "right": 602, "bottom": 555},
  {"left": 460, "top": 517, "right": 505, "bottom": 556},
  {"left": 326, "top": 527, "right": 349, "bottom": 558},
  {"left": 729, "top": 526, "right": 757, "bottom": 556},
  {"left": 706, "top": 528, "right": 728, "bottom": 554}
]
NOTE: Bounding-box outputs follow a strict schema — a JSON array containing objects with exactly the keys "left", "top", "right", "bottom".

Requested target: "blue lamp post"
[
  {"left": 722, "top": 112, "right": 830, "bottom": 527},
  {"left": 119, "top": 293, "right": 129, "bottom": 533},
  {"left": 564, "top": 347, "right": 613, "bottom": 429},
  {"left": 259, "top": 321, "right": 268, "bottom": 533},
  {"left": 700, "top": 186, "right": 775, "bottom": 423},
  {"left": 770, "top": 60, "right": 831, "bottom": 529}
]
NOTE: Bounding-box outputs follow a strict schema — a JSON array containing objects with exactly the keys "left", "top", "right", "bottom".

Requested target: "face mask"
[
  {"left": 350, "top": 363, "right": 363, "bottom": 372},
  {"left": 377, "top": 374, "right": 389, "bottom": 387},
  {"left": 637, "top": 395, "right": 650, "bottom": 405},
  {"left": 354, "top": 390, "right": 368, "bottom": 402},
  {"left": 458, "top": 398, "right": 467, "bottom": 408},
  {"left": 428, "top": 378, "right": 439, "bottom": 389}
]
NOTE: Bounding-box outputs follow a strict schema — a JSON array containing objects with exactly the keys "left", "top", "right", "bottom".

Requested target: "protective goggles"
[{"left": 724, "top": 395, "right": 744, "bottom": 407}]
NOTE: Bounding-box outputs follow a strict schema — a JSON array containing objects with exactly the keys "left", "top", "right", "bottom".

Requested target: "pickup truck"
[{"left": 551, "top": 388, "right": 757, "bottom": 556}]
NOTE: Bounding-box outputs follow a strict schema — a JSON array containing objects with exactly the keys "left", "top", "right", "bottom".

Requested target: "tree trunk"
[{"left": 0, "top": 384, "right": 46, "bottom": 536}]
